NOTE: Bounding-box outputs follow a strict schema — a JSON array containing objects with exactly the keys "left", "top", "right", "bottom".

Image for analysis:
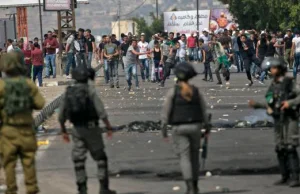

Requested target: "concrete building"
[{"left": 111, "top": 20, "right": 137, "bottom": 40}]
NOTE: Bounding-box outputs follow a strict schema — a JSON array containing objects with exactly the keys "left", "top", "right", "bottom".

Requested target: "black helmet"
[
  {"left": 261, "top": 57, "right": 287, "bottom": 73},
  {"left": 72, "top": 67, "right": 89, "bottom": 83},
  {"left": 87, "top": 68, "right": 96, "bottom": 81},
  {"left": 174, "top": 62, "right": 197, "bottom": 81}
]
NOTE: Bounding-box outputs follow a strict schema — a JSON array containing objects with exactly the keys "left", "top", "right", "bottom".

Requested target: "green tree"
[
  {"left": 132, "top": 12, "right": 164, "bottom": 41},
  {"left": 218, "top": 0, "right": 300, "bottom": 30}
]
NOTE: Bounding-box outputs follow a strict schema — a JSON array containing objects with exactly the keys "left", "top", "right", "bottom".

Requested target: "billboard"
[
  {"left": 0, "top": 0, "right": 88, "bottom": 8},
  {"left": 210, "top": 8, "right": 237, "bottom": 32},
  {"left": 164, "top": 10, "right": 210, "bottom": 35},
  {"left": 44, "top": 0, "right": 71, "bottom": 11}
]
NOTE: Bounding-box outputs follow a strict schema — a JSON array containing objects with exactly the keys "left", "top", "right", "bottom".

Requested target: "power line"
[{"left": 121, "top": 0, "right": 147, "bottom": 17}]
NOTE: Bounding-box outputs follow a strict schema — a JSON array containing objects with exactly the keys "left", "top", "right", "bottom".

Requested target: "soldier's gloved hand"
[
  {"left": 107, "top": 130, "right": 113, "bottom": 139},
  {"left": 281, "top": 101, "right": 290, "bottom": 110},
  {"left": 248, "top": 99, "right": 256, "bottom": 108},
  {"left": 163, "top": 137, "right": 169, "bottom": 143},
  {"left": 62, "top": 132, "right": 70, "bottom": 143}
]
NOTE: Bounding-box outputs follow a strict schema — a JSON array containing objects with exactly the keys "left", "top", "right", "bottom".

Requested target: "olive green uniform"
[
  {"left": 0, "top": 78, "right": 45, "bottom": 194},
  {"left": 253, "top": 77, "right": 300, "bottom": 185}
]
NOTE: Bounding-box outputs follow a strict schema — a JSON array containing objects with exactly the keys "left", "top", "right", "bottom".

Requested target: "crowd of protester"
[{"left": 0, "top": 27, "right": 299, "bottom": 90}]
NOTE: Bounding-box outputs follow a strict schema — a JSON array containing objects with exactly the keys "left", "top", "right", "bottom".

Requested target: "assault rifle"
[{"left": 201, "top": 113, "right": 212, "bottom": 170}]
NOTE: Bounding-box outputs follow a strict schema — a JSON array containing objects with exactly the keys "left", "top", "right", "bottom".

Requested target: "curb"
[
  {"left": 43, "top": 80, "right": 74, "bottom": 87},
  {"left": 34, "top": 93, "right": 64, "bottom": 128},
  {"left": 34, "top": 64, "right": 102, "bottom": 127}
]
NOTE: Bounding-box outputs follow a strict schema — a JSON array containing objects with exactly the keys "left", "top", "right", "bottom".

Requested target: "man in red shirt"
[
  {"left": 187, "top": 32, "right": 198, "bottom": 61},
  {"left": 43, "top": 31, "right": 58, "bottom": 78},
  {"left": 31, "top": 43, "right": 44, "bottom": 87}
]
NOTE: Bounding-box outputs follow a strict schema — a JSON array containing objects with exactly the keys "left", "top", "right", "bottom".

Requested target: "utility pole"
[
  {"left": 5, "top": 13, "right": 17, "bottom": 39},
  {"left": 118, "top": 0, "right": 121, "bottom": 40},
  {"left": 38, "top": 0, "right": 43, "bottom": 47},
  {"left": 196, "top": 0, "right": 199, "bottom": 32},
  {"left": 156, "top": 0, "right": 158, "bottom": 18}
]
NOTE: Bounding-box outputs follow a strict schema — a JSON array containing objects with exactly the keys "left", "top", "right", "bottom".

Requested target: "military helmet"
[
  {"left": 0, "top": 52, "right": 26, "bottom": 76},
  {"left": 72, "top": 67, "right": 89, "bottom": 82},
  {"left": 87, "top": 68, "right": 96, "bottom": 81},
  {"left": 174, "top": 62, "right": 198, "bottom": 81},
  {"left": 261, "top": 57, "right": 287, "bottom": 73}
]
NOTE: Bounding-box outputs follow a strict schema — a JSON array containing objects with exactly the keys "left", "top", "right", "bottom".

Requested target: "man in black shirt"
[
  {"left": 120, "top": 35, "right": 129, "bottom": 70},
  {"left": 284, "top": 29, "right": 294, "bottom": 69},
  {"left": 76, "top": 28, "right": 88, "bottom": 68},
  {"left": 111, "top": 34, "right": 120, "bottom": 47},
  {"left": 85, "top": 29, "right": 96, "bottom": 68}
]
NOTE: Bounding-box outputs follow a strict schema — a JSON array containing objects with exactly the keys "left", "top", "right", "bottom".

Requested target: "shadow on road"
[{"left": 201, "top": 190, "right": 250, "bottom": 194}]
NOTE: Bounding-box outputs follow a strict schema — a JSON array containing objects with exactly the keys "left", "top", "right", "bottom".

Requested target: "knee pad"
[
  {"left": 275, "top": 145, "right": 286, "bottom": 154},
  {"left": 287, "top": 145, "right": 297, "bottom": 154},
  {"left": 91, "top": 149, "right": 107, "bottom": 161}
]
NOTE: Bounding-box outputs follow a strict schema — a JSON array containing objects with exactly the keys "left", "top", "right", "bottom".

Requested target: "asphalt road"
[{"left": 15, "top": 63, "right": 300, "bottom": 194}]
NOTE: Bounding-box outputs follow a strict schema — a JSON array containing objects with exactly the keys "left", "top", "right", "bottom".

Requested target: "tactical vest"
[
  {"left": 169, "top": 86, "right": 203, "bottom": 125},
  {"left": 65, "top": 84, "right": 99, "bottom": 125},
  {"left": 266, "top": 77, "right": 298, "bottom": 118}
]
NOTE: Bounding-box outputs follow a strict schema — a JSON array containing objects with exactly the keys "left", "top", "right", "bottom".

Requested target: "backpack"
[
  {"left": 65, "top": 85, "right": 98, "bottom": 124},
  {"left": 74, "top": 40, "right": 81, "bottom": 52},
  {"left": 3, "top": 78, "right": 33, "bottom": 116}
]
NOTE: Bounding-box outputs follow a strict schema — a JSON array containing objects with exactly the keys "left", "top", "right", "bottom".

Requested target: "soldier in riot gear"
[
  {"left": 161, "top": 62, "right": 210, "bottom": 194},
  {"left": 59, "top": 67, "right": 116, "bottom": 194},
  {"left": 249, "top": 57, "right": 300, "bottom": 187}
]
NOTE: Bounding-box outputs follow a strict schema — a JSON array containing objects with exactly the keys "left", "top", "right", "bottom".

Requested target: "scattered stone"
[
  {"left": 234, "top": 120, "right": 251, "bottom": 128},
  {"left": 205, "top": 171, "right": 212, "bottom": 177},
  {"left": 148, "top": 140, "right": 152, "bottom": 143},
  {"left": 116, "top": 174, "right": 120, "bottom": 178},
  {"left": 172, "top": 186, "right": 180, "bottom": 191},
  {"left": 210, "top": 105, "right": 214, "bottom": 109}
]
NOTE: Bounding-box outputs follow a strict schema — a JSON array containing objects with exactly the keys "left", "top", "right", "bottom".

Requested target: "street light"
[{"left": 196, "top": 0, "right": 199, "bottom": 32}]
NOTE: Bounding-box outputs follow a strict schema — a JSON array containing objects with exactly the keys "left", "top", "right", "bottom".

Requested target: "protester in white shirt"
[
  {"left": 138, "top": 34, "right": 150, "bottom": 82},
  {"left": 291, "top": 30, "right": 300, "bottom": 79},
  {"left": 178, "top": 35, "right": 187, "bottom": 62},
  {"left": 6, "top": 39, "right": 14, "bottom": 53}
]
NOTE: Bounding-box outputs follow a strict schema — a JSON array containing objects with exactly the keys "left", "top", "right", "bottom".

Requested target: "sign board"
[
  {"left": 164, "top": 10, "right": 210, "bottom": 35},
  {"left": 0, "top": 0, "right": 88, "bottom": 8},
  {"left": 210, "top": 8, "right": 237, "bottom": 32},
  {"left": 44, "top": 0, "right": 71, "bottom": 11}
]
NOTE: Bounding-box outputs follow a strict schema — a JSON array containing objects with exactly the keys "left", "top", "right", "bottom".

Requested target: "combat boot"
[
  {"left": 193, "top": 180, "right": 199, "bottom": 194},
  {"left": 100, "top": 179, "right": 117, "bottom": 194},
  {"left": 77, "top": 182, "right": 87, "bottom": 194},
  {"left": 274, "top": 150, "right": 289, "bottom": 185},
  {"left": 185, "top": 180, "right": 197, "bottom": 194},
  {"left": 184, "top": 180, "right": 192, "bottom": 194},
  {"left": 287, "top": 148, "right": 300, "bottom": 187}
]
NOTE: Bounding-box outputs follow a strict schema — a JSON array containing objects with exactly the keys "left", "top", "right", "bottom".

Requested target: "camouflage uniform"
[
  {"left": 253, "top": 77, "right": 300, "bottom": 187},
  {"left": 0, "top": 52, "right": 45, "bottom": 194},
  {"left": 59, "top": 83, "right": 115, "bottom": 194}
]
